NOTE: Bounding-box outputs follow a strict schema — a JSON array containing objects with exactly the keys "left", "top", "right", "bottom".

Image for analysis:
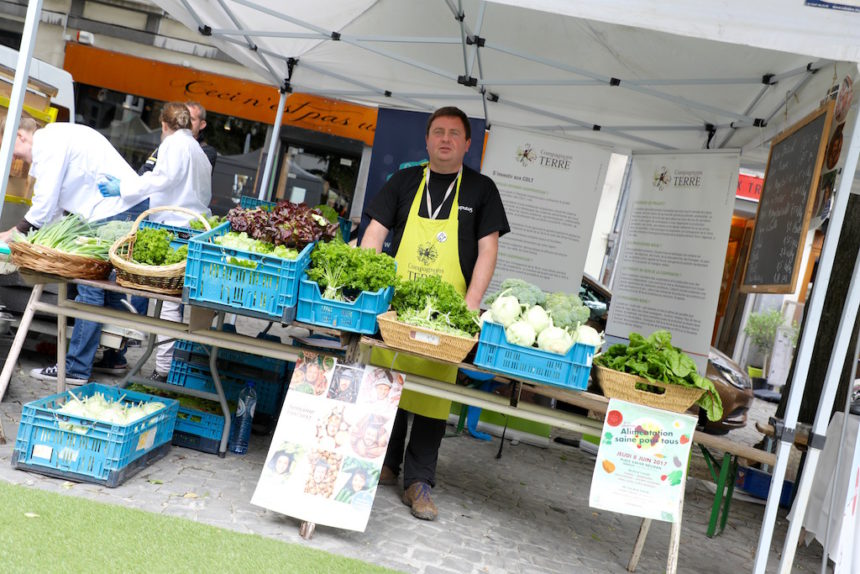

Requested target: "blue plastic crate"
[
  {"left": 736, "top": 466, "right": 794, "bottom": 508},
  {"left": 172, "top": 405, "right": 225, "bottom": 455},
  {"left": 166, "top": 358, "right": 284, "bottom": 416},
  {"left": 296, "top": 273, "right": 393, "bottom": 334},
  {"left": 173, "top": 338, "right": 289, "bottom": 378},
  {"left": 240, "top": 196, "right": 351, "bottom": 241},
  {"left": 12, "top": 383, "right": 179, "bottom": 487},
  {"left": 183, "top": 222, "right": 313, "bottom": 322},
  {"left": 473, "top": 321, "right": 593, "bottom": 391}
]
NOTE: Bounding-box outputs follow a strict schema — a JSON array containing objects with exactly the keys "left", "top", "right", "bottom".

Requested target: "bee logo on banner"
[{"left": 251, "top": 351, "right": 405, "bottom": 531}]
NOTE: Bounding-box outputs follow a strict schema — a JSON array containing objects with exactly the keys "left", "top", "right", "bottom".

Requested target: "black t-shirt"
[{"left": 365, "top": 165, "right": 510, "bottom": 285}]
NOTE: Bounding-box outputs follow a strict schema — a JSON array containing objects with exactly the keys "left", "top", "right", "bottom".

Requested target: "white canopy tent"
[
  {"left": 143, "top": 1, "right": 860, "bottom": 572},
  {"left": 1, "top": 0, "right": 859, "bottom": 571}
]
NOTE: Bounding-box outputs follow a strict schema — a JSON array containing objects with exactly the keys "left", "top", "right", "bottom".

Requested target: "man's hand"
[
  {"left": 97, "top": 175, "right": 121, "bottom": 197},
  {"left": 0, "top": 228, "right": 14, "bottom": 243}
]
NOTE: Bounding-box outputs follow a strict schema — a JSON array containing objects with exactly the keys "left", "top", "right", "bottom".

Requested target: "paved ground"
[{"left": 0, "top": 326, "right": 827, "bottom": 574}]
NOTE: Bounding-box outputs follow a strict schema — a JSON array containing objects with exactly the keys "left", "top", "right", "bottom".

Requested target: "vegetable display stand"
[
  {"left": 473, "top": 321, "right": 593, "bottom": 390},
  {"left": 110, "top": 206, "right": 211, "bottom": 295},
  {"left": 183, "top": 222, "right": 313, "bottom": 322},
  {"left": 12, "top": 383, "right": 179, "bottom": 487},
  {"left": 296, "top": 274, "right": 393, "bottom": 334},
  {"left": 172, "top": 338, "right": 290, "bottom": 381},
  {"left": 377, "top": 311, "right": 478, "bottom": 363},
  {"left": 592, "top": 365, "right": 704, "bottom": 413},
  {"left": 9, "top": 241, "right": 111, "bottom": 280}
]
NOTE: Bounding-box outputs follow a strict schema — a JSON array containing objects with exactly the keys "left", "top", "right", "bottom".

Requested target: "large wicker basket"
[
  {"left": 593, "top": 364, "right": 704, "bottom": 413},
  {"left": 9, "top": 241, "right": 112, "bottom": 280},
  {"left": 376, "top": 311, "right": 478, "bottom": 363},
  {"left": 109, "top": 206, "right": 210, "bottom": 295}
]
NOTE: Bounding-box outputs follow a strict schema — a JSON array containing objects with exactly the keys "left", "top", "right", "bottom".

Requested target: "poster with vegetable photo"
[
  {"left": 252, "top": 354, "right": 406, "bottom": 532},
  {"left": 588, "top": 399, "right": 697, "bottom": 523}
]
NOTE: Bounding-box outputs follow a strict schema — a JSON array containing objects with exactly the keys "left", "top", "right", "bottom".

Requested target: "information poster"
[
  {"left": 605, "top": 152, "right": 739, "bottom": 372},
  {"left": 589, "top": 399, "right": 697, "bottom": 523},
  {"left": 481, "top": 125, "right": 610, "bottom": 298},
  {"left": 251, "top": 351, "right": 405, "bottom": 532}
]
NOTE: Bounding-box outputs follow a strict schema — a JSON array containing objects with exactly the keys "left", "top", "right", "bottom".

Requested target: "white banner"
[
  {"left": 251, "top": 352, "right": 405, "bottom": 532},
  {"left": 481, "top": 126, "right": 610, "bottom": 298},
  {"left": 605, "top": 152, "right": 739, "bottom": 372}
]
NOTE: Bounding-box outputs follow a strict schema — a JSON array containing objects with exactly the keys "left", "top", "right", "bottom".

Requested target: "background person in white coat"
[
  {"left": 0, "top": 117, "right": 143, "bottom": 239},
  {"left": 4, "top": 118, "right": 150, "bottom": 385},
  {"left": 99, "top": 102, "right": 212, "bottom": 381}
]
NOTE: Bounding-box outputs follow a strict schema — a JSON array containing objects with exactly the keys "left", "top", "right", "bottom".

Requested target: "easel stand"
[{"left": 627, "top": 497, "right": 685, "bottom": 573}]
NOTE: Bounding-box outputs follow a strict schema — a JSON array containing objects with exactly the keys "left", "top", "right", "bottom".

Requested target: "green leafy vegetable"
[
  {"left": 17, "top": 215, "right": 111, "bottom": 260},
  {"left": 188, "top": 214, "right": 225, "bottom": 230},
  {"left": 594, "top": 330, "right": 723, "bottom": 421},
  {"left": 305, "top": 240, "right": 396, "bottom": 300},
  {"left": 392, "top": 275, "right": 479, "bottom": 336},
  {"left": 313, "top": 204, "right": 339, "bottom": 224},
  {"left": 132, "top": 228, "right": 186, "bottom": 266},
  {"left": 213, "top": 232, "right": 298, "bottom": 260}
]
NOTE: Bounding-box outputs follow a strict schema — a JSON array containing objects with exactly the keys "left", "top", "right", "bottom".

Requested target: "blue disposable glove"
[{"left": 97, "top": 175, "right": 121, "bottom": 197}]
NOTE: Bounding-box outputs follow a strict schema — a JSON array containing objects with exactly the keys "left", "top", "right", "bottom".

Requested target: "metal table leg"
[
  {"left": 119, "top": 299, "right": 163, "bottom": 388},
  {"left": 56, "top": 282, "right": 67, "bottom": 393},
  {"left": 0, "top": 284, "right": 44, "bottom": 402},
  {"left": 211, "top": 312, "right": 231, "bottom": 458}
]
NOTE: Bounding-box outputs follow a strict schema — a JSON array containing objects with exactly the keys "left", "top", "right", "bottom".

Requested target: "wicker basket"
[
  {"left": 377, "top": 311, "right": 478, "bottom": 363},
  {"left": 109, "top": 206, "right": 210, "bottom": 295},
  {"left": 9, "top": 241, "right": 112, "bottom": 280},
  {"left": 593, "top": 364, "right": 704, "bottom": 413}
]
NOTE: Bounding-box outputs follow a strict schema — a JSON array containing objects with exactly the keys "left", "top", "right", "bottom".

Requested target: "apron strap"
[{"left": 425, "top": 167, "right": 463, "bottom": 220}]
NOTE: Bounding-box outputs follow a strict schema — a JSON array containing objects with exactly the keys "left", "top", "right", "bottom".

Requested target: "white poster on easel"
[
  {"left": 251, "top": 351, "right": 405, "bottom": 532},
  {"left": 604, "top": 152, "right": 739, "bottom": 372},
  {"left": 481, "top": 126, "right": 611, "bottom": 298}
]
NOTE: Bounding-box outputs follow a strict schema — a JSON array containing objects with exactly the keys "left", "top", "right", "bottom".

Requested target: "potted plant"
[{"left": 743, "top": 309, "right": 785, "bottom": 387}]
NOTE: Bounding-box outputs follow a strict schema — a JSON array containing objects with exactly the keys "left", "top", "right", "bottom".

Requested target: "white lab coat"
[
  {"left": 120, "top": 129, "right": 212, "bottom": 227},
  {"left": 25, "top": 123, "right": 139, "bottom": 228}
]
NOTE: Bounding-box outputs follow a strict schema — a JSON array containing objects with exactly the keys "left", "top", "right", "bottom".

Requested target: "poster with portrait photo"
[{"left": 251, "top": 353, "right": 405, "bottom": 532}]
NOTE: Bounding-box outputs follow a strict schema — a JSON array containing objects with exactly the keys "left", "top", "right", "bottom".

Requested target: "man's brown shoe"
[
  {"left": 401, "top": 482, "right": 438, "bottom": 521},
  {"left": 379, "top": 465, "right": 397, "bottom": 486}
]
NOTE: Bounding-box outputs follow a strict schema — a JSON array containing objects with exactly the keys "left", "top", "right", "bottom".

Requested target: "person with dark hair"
[
  {"left": 335, "top": 468, "right": 372, "bottom": 504},
  {"left": 361, "top": 106, "right": 509, "bottom": 521},
  {"left": 267, "top": 450, "right": 296, "bottom": 476}
]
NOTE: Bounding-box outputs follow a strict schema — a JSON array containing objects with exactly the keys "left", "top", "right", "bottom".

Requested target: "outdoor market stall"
[{"left": 2, "top": 2, "right": 860, "bottom": 573}]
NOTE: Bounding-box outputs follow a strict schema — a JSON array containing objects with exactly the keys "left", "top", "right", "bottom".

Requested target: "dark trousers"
[{"left": 384, "top": 408, "right": 447, "bottom": 488}]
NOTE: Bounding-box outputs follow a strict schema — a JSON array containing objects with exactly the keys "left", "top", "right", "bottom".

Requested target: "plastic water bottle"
[{"left": 228, "top": 381, "right": 256, "bottom": 454}]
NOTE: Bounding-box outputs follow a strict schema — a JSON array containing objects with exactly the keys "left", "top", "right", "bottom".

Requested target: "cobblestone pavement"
[{"left": 0, "top": 338, "right": 825, "bottom": 574}]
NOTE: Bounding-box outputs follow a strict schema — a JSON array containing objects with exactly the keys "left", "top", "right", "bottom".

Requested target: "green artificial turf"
[{"left": 0, "top": 480, "right": 397, "bottom": 574}]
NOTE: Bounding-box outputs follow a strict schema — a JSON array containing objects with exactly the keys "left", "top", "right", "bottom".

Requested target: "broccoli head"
[
  {"left": 544, "top": 292, "right": 590, "bottom": 330},
  {"left": 485, "top": 278, "right": 546, "bottom": 307}
]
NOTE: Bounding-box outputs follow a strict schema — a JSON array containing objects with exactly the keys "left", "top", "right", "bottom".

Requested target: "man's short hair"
[
  {"left": 1, "top": 116, "right": 39, "bottom": 135},
  {"left": 426, "top": 106, "right": 471, "bottom": 141},
  {"left": 185, "top": 101, "right": 206, "bottom": 121}
]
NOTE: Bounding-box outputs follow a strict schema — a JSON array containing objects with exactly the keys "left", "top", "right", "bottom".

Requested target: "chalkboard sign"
[{"left": 741, "top": 101, "right": 834, "bottom": 293}]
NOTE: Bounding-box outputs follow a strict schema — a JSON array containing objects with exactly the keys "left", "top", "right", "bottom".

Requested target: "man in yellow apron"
[{"left": 362, "top": 107, "right": 509, "bottom": 520}]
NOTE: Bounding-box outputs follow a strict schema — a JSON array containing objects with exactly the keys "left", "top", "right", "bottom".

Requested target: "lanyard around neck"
[{"left": 424, "top": 167, "right": 462, "bottom": 220}]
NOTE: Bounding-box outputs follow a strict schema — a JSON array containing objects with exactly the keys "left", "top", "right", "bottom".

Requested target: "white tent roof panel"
[{"left": 150, "top": 0, "right": 860, "bottom": 169}]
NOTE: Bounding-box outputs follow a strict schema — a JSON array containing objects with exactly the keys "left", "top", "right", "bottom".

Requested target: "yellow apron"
[{"left": 371, "top": 167, "right": 467, "bottom": 419}]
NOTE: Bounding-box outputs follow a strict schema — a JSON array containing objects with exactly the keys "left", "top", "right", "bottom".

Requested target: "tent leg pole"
[
  {"left": 775, "top": 106, "right": 860, "bottom": 574},
  {"left": 0, "top": 0, "right": 43, "bottom": 221},
  {"left": 754, "top": 64, "right": 860, "bottom": 574},
  {"left": 258, "top": 88, "right": 288, "bottom": 200}
]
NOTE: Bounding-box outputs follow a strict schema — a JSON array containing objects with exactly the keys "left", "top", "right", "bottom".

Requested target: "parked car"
[{"left": 581, "top": 274, "right": 754, "bottom": 435}]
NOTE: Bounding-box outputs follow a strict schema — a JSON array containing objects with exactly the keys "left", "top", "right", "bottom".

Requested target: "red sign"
[{"left": 737, "top": 174, "right": 763, "bottom": 201}]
